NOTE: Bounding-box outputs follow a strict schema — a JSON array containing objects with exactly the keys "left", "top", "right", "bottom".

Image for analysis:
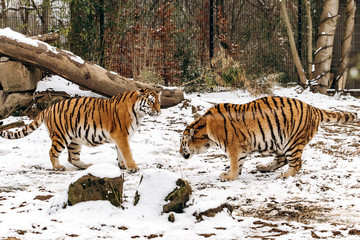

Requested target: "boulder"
[
  {"left": 161, "top": 88, "right": 184, "bottom": 108},
  {"left": 0, "top": 61, "right": 42, "bottom": 93},
  {"left": 0, "top": 92, "right": 33, "bottom": 119},
  {"left": 68, "top": 174, "right": 124, "bottom": 207},
  {"left": 133, "top": 170, "right": 192, "bottom": 215},
  {"left": 0, "top": 90, "right": 6, "bottom": 104}
]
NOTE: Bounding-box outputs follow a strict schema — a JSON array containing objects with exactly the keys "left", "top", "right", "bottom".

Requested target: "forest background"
[{"left": 0, "top": 0, "right": 358, "bottom": 93}]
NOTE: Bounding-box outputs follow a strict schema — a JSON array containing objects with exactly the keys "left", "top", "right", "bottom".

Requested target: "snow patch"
[
  {"left": 135, "top": 169, "right": 179, "bottom": 213},
  {"left": 0, "top": 84, "right": 359, "bottom": 239},
  {"left": 0, "top": 27, "right": 39, "bottom": 47},
  {"left": 73, "top": 163, "right": 121, "bottom": 182},
  {"left": 69, "top": 55, "right": 85, "bottom": 64},
  {"left": 35, "top": 75, "right": 103, "bottom": 98}
]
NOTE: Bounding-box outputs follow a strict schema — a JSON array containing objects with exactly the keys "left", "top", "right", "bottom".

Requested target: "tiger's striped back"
[
  {"left": 1, "top": 88, "right": 161, "bottom": 171},
  {"left": 180, "top": 96, "right": 357, "bottom": 181}
]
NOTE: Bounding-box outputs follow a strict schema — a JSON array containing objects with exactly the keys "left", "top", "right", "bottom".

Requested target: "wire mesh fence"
[{"left": 1, "top": 0, "right": 298, "bottom": 86}]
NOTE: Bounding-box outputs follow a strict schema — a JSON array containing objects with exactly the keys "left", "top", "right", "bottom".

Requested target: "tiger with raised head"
[
  {"left": 180, "top": 96, "right": 357, "bottom": 181},
  {"left": 0, "top": 88, "right": 161, "bottom": 172}
]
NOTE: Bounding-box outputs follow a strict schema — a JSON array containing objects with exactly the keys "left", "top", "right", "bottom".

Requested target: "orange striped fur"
[
  {"left": 1, "top": 88, "right": 161, "bottom": 171},
  {"left": 180, "top": 96, "right": 357, "bottom": 181}
]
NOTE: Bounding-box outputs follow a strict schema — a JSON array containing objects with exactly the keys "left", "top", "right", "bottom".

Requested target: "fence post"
[
  {"left": 298, "top": 0, "right": 302, "bottom": 61},
  {"left": 209, "top": 0, "right": 214, "bottom": 60}
]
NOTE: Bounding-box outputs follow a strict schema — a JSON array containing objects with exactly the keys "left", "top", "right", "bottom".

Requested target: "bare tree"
[
  {"left": 279, "top": 0, "right": 307, "bottom": 87},
  {"left": 1, "top": 0, "right": 6, "bottom": 26},
  {"left": 311, "top": 0, "right": 339, "bottom": 94},
  {"left": 335, "top": 0, "right": 356, "bottom": 91},
  {"left": 30, "top": 0, "right": 51, "bottom": 33},
  {"left": 304, "top": 0, "right": 313, "bottom": 76}
]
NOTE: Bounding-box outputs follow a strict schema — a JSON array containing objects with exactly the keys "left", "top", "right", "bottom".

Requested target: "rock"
[
  {"left": 133, "top": 169, "right": 180, "bottom": 209},
  {"left": 0, "top": 61, "right": 42, "bottom": 93},
  {"left": 168, "top": 213, "right": 175, "bottom": 222},
  {"left": 68, "top": 174, "right": 124, "bottom": 207},
  {"left": 0, "top": 56, "right": 9, "bottom": 62},
  {"left": 0, "top": 92, "right": 33, "bottom": 119},
  {"left": 163, "top": 178, "right": 192, "bottom": 213},
  {"left": 0, "top": 90, "right": 6, "bottom": 104},
  {"left": 133, "top": 170, "right": 191, "bottom": 215},
  {"left": 160, "top": 88, "right": 184, "bottom": 108}
]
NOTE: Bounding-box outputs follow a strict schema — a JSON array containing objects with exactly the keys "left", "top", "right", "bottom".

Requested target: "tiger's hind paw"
[
  {"left": 276, "top": 169, "right": 297, "bottom": 179},
  {"left": 71, "top": 161, "right": 92, "bottom": 170},
  {"left": 53, "top": 165, "right": 66, "bottom": 171},
  {"left": 78, "top": 163, "right": 92, "bottom": 170},
  {"left": 256, "top": 164, "right": 271, "bottom": 173},
  {"left": 276, "top": 174, "right": 287, "bottom": 180},
  {"left": 220, "top": 171, "right": 238, "bottom": 182}
]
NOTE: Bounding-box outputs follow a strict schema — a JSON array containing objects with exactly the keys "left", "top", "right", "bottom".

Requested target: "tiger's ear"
[
  {"left": 137, "top": 88, "right": 147, "bottom": 96},
  {"left": 189, "top": 128, "right": 195, "bottom": 137}
]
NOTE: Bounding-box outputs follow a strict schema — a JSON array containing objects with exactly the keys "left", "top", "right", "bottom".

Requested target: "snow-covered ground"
[{"left": 1, "top": 80, "right": 360, "bottom": 239}]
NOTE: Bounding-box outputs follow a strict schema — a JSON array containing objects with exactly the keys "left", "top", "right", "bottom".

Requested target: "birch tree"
[
  {"left": 280, "top": 0, "right": 355, "bottom": 94},
  {"left": 311, "top": 0, "right": 339, "bottom": 94},
  {"left": 304, "top": 0, "right": 313, "bottom": 76},
  {"left": 335, "top": 0, "right": 356, "bottom": 91}
]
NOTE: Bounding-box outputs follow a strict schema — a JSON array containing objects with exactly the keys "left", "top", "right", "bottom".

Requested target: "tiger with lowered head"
[
  {"left": 180, "top": 96, "right": 357, "bottom": 181},
  {"left": 0, "top": 88, "right": 161, "bottom": 172}
]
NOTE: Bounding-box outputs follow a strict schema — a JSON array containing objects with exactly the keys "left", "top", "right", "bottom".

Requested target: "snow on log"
[{"left": 0, "top": 28, "right": 184, "bottom": 108}]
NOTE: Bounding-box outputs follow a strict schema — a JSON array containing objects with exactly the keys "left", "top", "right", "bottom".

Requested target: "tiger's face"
[
  {"left": 137, "top": 89, "right": 161, "bottom": 116},
  {"left": 180, "top": 126, "right": 212, "bottom": 159}
]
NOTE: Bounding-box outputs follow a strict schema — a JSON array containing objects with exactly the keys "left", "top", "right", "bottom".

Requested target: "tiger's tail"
[
  {"left": 0, "top": 111, "right": 45, "bottom": 139},
  {"left": 321, "top": 109, "right": 357, "bottom": 123}
]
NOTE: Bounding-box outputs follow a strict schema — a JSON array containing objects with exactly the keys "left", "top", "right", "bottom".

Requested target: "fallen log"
[
  {"left": 30, "top": 33, "right": 59, "bottom": 43},
  {"left": 0, "top": 28, "right": 184, "bottom": 108},
  {"left": 0, "top": 120, "right": 25, "bottom": 131}
]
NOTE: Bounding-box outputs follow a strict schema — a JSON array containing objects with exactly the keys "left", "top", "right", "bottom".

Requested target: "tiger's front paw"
[
  {"left": 118, "top": 161, "right": 126, "bottom": 170},
  {"left": 127, "top": 164, "right": 139, "bottom": 173},
  {"left": 220, "top": 171, "right": 238, "bottom": 182}
]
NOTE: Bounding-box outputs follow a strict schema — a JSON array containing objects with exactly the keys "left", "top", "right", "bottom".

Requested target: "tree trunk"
[
  {"left": 279, "top": 0, "right": 307, "bottom": 87},
  {"left": 41, "top": 0, "right": 50, "bottom": 33},
  {"left": 304, "top": 0, "right": 313, "bottom": 76},
  {"left": 311, "top": 0, "right": 339, "bottom": 94},
  {"left": 335, "top": 0, "right": 356, "bottom": 91},
  {"left": 0, "top": 29, "right": 184, "bottom": 108},
  {"left": 1, "top": 0, "right": 6, "bottom": 26}
]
